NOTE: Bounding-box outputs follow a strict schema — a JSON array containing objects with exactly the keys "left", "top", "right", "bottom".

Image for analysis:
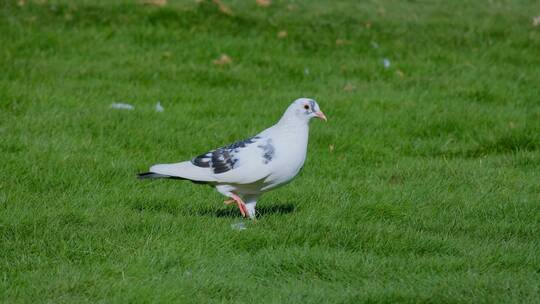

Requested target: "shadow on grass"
[
  {"left": 130, "top": 198, "right": 296, "bottom": 218},
  {"left": 199, "top": 203, "right": 296, "bottom": 218}
]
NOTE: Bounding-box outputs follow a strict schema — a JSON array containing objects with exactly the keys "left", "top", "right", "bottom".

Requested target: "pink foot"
[{"left": 230, "top": 193, "right": 248, "bottom": 218}]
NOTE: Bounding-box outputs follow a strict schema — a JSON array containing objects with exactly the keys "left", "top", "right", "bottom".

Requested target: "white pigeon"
[{"left": 138, "top": 98, "right": 327, "bottom": 219}]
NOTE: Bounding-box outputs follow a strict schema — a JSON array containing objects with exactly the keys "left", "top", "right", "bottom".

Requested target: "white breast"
[{"left": 261, "top": 124, "right": 309, "bottom": 191}]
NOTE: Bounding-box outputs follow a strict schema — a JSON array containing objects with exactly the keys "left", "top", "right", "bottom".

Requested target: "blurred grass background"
[{"left": 1, "top": 0, "right": 540, "bottom": 302}]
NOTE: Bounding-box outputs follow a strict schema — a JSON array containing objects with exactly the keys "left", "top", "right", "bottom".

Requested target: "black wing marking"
[{"left": 191, "top": 136, "right": 260, "bottom": 174}]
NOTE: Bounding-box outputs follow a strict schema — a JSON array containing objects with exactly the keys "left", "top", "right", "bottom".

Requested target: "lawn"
[{"left": 1, "top": 0, "right": 540, "bottom": 302}]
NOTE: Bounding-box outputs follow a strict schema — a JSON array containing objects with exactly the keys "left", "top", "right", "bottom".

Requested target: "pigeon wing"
[{"left": 149, "top": 134, "right": 275, "bottom": 184}]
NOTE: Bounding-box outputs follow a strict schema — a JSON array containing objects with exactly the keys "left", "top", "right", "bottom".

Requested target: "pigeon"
[{"left": 138, "top": 98, "right": 327, "bottom": 219}]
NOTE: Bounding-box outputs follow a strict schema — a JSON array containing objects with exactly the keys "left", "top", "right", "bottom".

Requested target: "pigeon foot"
[{"left": 227, "top": 194, "right": 248, "bottom": 217}]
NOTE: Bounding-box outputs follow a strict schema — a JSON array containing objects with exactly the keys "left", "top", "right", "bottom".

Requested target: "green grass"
[{"left": 1, "top": 0, "right": 540, "bottom": 302}]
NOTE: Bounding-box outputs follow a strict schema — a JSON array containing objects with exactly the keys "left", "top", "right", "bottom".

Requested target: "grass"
[{"left": 1, "top": 0, "right": 540, "bottom": 302}]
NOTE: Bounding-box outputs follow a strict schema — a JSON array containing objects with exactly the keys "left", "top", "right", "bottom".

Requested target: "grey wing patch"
[
  {"left": 191, "top": 136, "right": 260, "bottom": 174},
  {"left": 258, "top": 138, "right": 275, "bottom": 164}
]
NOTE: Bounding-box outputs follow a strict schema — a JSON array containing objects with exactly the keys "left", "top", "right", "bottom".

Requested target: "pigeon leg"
[
  {"left": 243, "top": 195, "right": 259, "bottom": 220},
  {"left": 230, "top": 193, "right": 248, "bottom": 217},
  {"left": 223, "top": 199, "right": 235, "bottom": 205}
]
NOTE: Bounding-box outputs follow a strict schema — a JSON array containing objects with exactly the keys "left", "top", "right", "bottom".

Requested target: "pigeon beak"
[{"left": 315, "top": 111, "right": 327, "bottom": 121}]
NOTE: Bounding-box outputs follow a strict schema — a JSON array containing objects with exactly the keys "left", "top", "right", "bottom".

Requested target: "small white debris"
[
  {"left": 231, "top": 221, "right": 247, "bottom": 231},
  {"left": 156, "top": 102, "right": 164, "bottom": 112},
  {"left": 533, "top": 15, "right": 540, "bottom": 27},
  {"left": 304, "top": 68, "right": 310, "bottom": 75},
  {"left": 110, "top": 103, "right": 134, "bottom": 110},
  {"left": 382, "top": 58, "right": 391, "bottom": 69},
  {"left": 370, "top": 41, "right": 379, "bottom": 49}
]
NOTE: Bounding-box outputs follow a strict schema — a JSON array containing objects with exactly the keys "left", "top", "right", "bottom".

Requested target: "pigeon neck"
[{"left": 277, "top": 110, "right": 310, "bottom": 128}]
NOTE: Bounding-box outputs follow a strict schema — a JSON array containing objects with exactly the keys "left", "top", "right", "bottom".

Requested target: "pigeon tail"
[
  {"left": 137, "top": 172, "right": 170, "bottom": 179},
  {"left": 144, "top": 161, "right": 218, "bottom": 183},
  {"left": 137, "top": 171, "right": 209, "bottom": 184}
]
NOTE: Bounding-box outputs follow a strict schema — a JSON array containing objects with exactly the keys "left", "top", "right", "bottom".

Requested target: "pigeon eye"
[{"left": 304, "top": 105, "right": 310, "bottom": 110}]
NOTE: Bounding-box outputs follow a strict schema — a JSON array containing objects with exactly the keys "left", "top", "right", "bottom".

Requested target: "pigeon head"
[{"left": 280, "top": 98, "right": 327, "bottom": 125}]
